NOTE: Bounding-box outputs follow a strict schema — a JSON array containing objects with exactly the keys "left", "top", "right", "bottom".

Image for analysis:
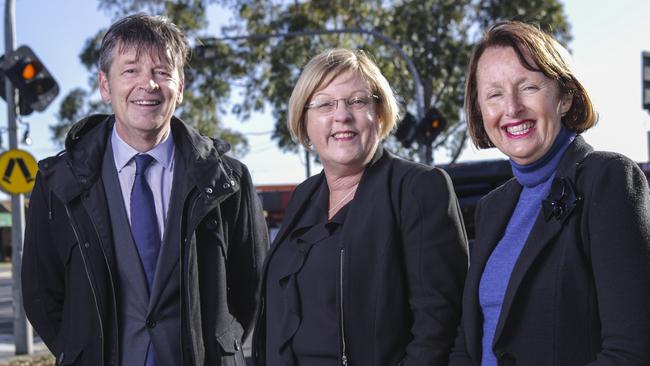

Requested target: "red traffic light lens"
[{"left": 22, "top": 63, "right": 36, "bottom": 80}]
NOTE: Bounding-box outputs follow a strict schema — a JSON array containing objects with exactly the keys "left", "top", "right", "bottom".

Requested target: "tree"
[
  {"left": 213, "top": 0, "right": 571, "bottom": 162},
  {"left": 51, "top": 0, "right": 249, "bottom": 157},
  {"left": 54, "top": 0, "right": 571, "bottom": 162}
]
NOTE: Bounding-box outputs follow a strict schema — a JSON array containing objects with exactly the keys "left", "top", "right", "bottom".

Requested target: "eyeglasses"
[{"left": 305, "top": 94, "right": 379, "bottom": 114}]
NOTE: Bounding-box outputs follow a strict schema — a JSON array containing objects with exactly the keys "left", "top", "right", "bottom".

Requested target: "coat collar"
[
  {"left": 271, "top": 145, "right": 386, "bottom": 249},
  {"left": 491, "top": 135, "right": 592, "bottom": 345},
  {"left": 468, "top": 136, "right": 593, "bottom": 354},
  {"left": 262, "top": 144, "right": 388, "bottom": 297},
  {"left": 463, "top": 175, "right": 521, "bottom": 361},
  {"left": 39, "top": 114, "right": 234, "bottom": 203}
]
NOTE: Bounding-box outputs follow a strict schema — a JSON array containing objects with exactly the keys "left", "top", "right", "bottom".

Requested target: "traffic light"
[
  {"left": 416, "top": 107, "right": 446, "bottom": 145},
  {"left": 394, "top": 112, "right": 418, "bottom": 148},
  {"left": 641, "top": 52, "right": 650, "bottom": 113},
  {"left": 0, "top": 46, "right": 59, "bottom": 116}
]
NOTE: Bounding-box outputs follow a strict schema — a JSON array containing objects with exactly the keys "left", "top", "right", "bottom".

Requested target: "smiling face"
[
  {"left": 99, "top": 43, "right": 184, "bottom": 151},
  {"left": 305, "top": 71, "right": 380, "bottom": 175},
  {"left": 476, "top": 46, "right": 572, "bottom": 165}
]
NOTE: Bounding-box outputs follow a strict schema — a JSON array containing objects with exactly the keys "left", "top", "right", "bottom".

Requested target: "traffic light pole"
[
  {"left": 420, "top": 145, "right": 432, "bottom": 165},
  {"left": 5, "top": 0, "right": 34, "bottom": 355}
]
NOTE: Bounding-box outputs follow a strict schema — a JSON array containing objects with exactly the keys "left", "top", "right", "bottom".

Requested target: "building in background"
[{"left": 255, "top": 161, "right": 650, "bottom": 246}]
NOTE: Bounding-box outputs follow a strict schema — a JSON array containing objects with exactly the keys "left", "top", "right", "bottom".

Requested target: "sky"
[{"left": 0, "top": 0, "right": 649, "bottom": 186}]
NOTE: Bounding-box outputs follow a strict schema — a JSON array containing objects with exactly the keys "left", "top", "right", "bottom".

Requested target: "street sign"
[{"left": 0, "top": 149, "right": 37, "bottom": 194}]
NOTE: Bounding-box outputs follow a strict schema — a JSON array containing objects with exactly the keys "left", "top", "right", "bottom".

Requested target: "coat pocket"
[
  {"left": 56, "top": 342, "right": 84, "bottom": 365},
  {"left": 62, "top": 238, "right": 80, "bottom": 266},
  {"left": 216, "top": 329, "right": 246, "bottom": 366}
]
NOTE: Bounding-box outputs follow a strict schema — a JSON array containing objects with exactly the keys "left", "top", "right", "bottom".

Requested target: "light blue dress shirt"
[{"left": 111, "top": 127, "right": 175, "bottom": 240}]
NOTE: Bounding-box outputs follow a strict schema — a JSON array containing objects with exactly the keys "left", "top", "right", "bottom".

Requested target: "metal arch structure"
[
  {"left": 201, "top": 28, "right": 426, "bottom": 121},
  {"left": 200, "top": 27, "right": 430, "bottom": 169}
]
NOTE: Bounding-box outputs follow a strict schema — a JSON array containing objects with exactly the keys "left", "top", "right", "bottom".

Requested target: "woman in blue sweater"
[{"left": 449, "top": 21, "right": 650, "bottom": 365}]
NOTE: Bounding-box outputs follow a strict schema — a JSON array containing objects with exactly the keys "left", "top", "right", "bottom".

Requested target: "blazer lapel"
[
  {"left": 259, "top": 173, "right": 324, "bottom": 299},
  {"left": 270, "top": 174, "right": 323, "bottom": 251},
  {"left": 149, "top": 152, "right": 188, "bottom": 309},
  {"left": 492, "top": 136, "right": 593, "bottom": 346},
  {"left": 273, "top": 146, "right": 383, "bottom": 252},
  {"left": 464, "top": 179, "right": 521, "bottom": 361},
  {"left": 491, "top": 205, "right": 563, "bottom": 345}
]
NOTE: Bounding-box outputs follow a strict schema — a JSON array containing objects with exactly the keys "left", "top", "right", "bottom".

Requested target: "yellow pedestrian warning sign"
[{"left": 0, "top": 149, "right": 38, "bottom": 194}]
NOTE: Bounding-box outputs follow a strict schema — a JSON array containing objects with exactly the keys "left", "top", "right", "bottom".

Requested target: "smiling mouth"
[
  {"left": 132, "top": 100, "right": 161, "bottom": 106},
  {"left": 332, "top": 131, "right": 357, "bottom": 139},
  {"left": 504, "top": 121, "right": 534, "bottom": 136}
]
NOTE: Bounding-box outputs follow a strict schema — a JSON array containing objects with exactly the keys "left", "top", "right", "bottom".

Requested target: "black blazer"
[
  {"left": 254, "top": 147, "right": 469, "bottom": 365},
  {"left": 449, "top": 136, "right": 650, "bottom": 366}
]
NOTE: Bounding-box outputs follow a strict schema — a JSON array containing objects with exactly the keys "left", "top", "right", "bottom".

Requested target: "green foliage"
[
  {"left": 51, "top": 0, "right": 248, "bottom": 156},
  {"left": 213, "top": 0, "right": 571, "bottom": 161},
  {"left": 51, "top": 87, "right": 111, "bottom": 145},
  {"left": 475, "top": 0, "right": 571, "bottom": 46},
  {"left": 54, "top": 0, "right": 571, "bottom": 162}
]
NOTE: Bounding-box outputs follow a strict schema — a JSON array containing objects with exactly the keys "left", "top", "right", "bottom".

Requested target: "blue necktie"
[
  {"left": 130, "top": 154, "right": 160, "bottom": 366},
  {"left": 130, "top": 154, "right": 161, "bottom": 290}
]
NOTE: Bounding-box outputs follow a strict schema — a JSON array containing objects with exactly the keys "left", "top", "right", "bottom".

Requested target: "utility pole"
[{"left": 5, "top": 0, "right": 34, "bottom": 355}]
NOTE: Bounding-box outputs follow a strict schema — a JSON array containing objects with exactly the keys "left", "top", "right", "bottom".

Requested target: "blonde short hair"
[
  {"left": 465, "top": 21, "right": 597, "bottom": 148},
  {"left": 287, "top": 48, "right": 401, "bottom": 148}
]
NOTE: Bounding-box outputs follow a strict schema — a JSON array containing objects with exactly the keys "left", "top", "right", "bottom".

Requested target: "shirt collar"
[{"left": 111, "top": 127, "right": 175, "bottom": 172}]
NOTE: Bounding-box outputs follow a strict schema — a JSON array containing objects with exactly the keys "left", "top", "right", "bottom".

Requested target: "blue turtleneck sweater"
[{"left": 478, "top": 127, "right": 575, "bottom": 366}]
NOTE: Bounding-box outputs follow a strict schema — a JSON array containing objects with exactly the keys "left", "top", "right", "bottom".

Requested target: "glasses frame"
[{"left": 305, "top": 94, "right": 379, "bottom": 114}]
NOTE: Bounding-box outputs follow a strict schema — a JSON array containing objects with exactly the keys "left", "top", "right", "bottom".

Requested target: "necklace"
[{"left": 328, "top": 184, "right": 358, "bottom": 216}]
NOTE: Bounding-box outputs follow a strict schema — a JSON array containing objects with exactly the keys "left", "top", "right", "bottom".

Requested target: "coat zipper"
[
  {"left": 339, "top": 248, "right": 348, "bottom": 366},
  {"left": 64, "top": 204, "right": 105, "bottom": 366},
  {"left": 182, "top": 192, "right": 203, "bottom": 365},
  {"left": 82, "top": 197, "right": 119, "bottom": 365}
]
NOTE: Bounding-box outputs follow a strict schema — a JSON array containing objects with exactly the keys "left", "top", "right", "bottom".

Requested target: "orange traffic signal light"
[
  {"left": 417, "top": 107, "right": 446, "bottom": 145},
  {"left": 395, "top": 109, "right": 447, "bottom": 148},
  {"left": 22, "top": 63, "right": 37, "bottom": 80},
  {"left": 0, "top": 46, "right": 59, "bottom": 116}
]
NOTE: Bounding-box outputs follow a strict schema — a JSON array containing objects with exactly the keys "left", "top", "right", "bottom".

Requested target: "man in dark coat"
[{"left": 21, "top": 14, "right": 267, "bottom": 366}]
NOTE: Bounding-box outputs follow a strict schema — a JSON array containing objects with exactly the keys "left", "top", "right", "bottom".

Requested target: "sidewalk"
[
  {"left": 0, "top": 263, "right": 51, "bottom": 365},
  {"left": 0, "top": 337, "right": 50, "bottom": 365}
]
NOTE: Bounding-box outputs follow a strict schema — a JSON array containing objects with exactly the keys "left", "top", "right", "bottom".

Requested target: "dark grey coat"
[
  {"left": 22, "top": 114, "right": 268, "bottom": 365},
  {"left": 449, "top": 136, "right": 650, "bottom": 366}
]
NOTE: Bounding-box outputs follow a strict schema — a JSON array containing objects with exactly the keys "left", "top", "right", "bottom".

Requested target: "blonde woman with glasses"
[{"left": 252, "top": 48, "right": 469, "bottom": 366}]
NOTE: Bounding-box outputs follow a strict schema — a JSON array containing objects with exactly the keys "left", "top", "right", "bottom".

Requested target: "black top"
[
  {"left": 265, "top": 179, "right": 350, "bottom": 366},
  {"left": 254, "top": 147, "right": 469, "bottom": 366}
]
